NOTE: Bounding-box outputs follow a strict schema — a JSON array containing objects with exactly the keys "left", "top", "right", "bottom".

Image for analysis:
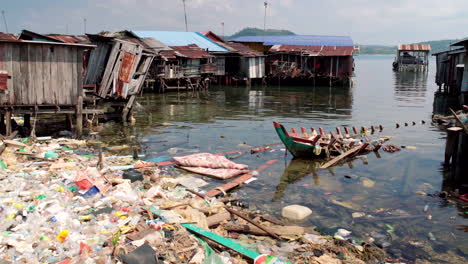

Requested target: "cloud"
[{"left": 3, "top": 0, "right": 468, "bottom": 44}]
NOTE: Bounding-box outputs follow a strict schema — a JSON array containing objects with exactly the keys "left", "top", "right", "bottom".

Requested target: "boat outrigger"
[{"left": 273, "top": 121, "right": 389, "bottom": 161}]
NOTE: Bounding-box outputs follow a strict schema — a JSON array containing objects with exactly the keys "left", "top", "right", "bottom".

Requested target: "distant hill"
[
  {"left": 225, "top": 27, "right": 295, "bottom": 40},
  {"left": 358, "top": 45, "right": 396, "bottom": 55},
  {"left": 415, "top": 39, "right": 460, "bottom": 54}
]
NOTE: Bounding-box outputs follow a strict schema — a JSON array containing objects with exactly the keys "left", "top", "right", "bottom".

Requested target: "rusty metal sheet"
[
  {"left": 0, "top": 33, "right": 18, "bottom": 41},
  {"left": 118, "top": 52, "right": 137, "bottom": 83},
  {"left": 169, "top": 45, "right": 214, "bottom": 59},
  {"left": 398, "top": 44, "right": 431, "bottom": 51},
  {"left": 0, "top": 71, "right": 8, "bottom": 91},
  {"left": 226, "top": 42, "right": 264, "bottom": 57},
  {"left": 48, "top": 35, "right": 90, "bottom": 44}
]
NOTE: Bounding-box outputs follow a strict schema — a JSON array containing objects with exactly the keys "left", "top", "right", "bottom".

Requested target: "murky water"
[{"left": 99, "top": 55, "right": 467, "bottom": 262}]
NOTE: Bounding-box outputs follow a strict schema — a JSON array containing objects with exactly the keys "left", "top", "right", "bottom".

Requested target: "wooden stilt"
[
  {"left": 122, "top": 95, "right": 136, "bottom": 122},
  {"left": 24, "top": 114, "right": 31, "bottom": 129},
  {"left": 5, "top": 110, "right": 12, "bottom": 136},
  {"left": 0, "top": 114, "right": 5, "bottom": 135},
  {"left": 75, "top": 96, "right": 83, "bottom": 137},
  {"left": 65, "top": 114, "right": 73, "bottom": 131}
]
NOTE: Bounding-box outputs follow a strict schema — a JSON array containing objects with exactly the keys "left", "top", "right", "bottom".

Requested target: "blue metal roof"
[
  {"left": 232, "top": 35, "right": 354, "bottom": 47},
  {"left": 132, "top": 31, "right": 229, "bottom": 52}
]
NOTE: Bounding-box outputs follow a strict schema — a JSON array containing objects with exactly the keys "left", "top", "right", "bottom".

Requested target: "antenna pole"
[
  {"left": 221, "top": 22, "right": 224, "bottom": 37},
  {"left": 263, "top": 2, "right": 268, "bottom": 34},
  {"left": 1, "top": 10, "right": 8, "bottom": 33},
  {"left": 83, "top": 18, "right": 87, "bottom": 34},
  {"left": 182, "top": 0, "right": 188, "bottom": 31}
]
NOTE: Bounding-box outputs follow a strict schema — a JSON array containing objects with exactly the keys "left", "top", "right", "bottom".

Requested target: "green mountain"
[
  {"left": 226, "top": 27, "right": 295, "bottom": 40},
  {"left": 416, "top": 39, "right": 460, "bottom": 54},
  {"left": 358, "top": 45, "right": 396, "bottom": 55}
]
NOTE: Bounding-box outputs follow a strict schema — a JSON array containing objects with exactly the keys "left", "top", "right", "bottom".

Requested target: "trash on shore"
[{"left": 0, "top": 136, "right": 387, "bottom": 263}]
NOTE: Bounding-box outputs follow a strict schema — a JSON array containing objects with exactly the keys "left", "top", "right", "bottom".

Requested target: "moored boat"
[{"left": 273, "top": 121, "right": 386, "bottom": 159}]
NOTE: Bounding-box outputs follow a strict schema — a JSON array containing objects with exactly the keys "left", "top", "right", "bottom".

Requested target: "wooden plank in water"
[{"left": 320, "top": 145, "right": 363, "bottom": 169}]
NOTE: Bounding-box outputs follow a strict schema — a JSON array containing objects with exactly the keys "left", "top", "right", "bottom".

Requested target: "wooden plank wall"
[
  {"left": 0, "top": 43, "right": 85, "bottom": 106},
  {"left": 84, "top": 41, "right": 112, "bottom": 85}
]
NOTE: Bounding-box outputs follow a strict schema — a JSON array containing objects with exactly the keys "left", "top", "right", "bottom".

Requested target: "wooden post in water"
[
  {"left": 454, "top": 132, "right": 468, "bottom": 182},
  {"left": 444, "top": 127, "right": 462, "bottom": 166}
]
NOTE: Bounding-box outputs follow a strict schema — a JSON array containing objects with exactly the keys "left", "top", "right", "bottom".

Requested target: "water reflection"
[
  {"left": 93, "top": 56, "right": 468, "bottom": 262},
  {"left": 393, "top": 71, "right": 428, "bottom": 106}
]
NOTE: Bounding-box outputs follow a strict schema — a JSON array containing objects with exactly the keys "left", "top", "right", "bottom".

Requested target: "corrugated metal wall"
[{"left": 0, "top": 43, "right": 83, "bottom": 106}]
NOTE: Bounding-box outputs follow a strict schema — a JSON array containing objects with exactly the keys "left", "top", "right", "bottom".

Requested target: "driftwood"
[
  {"left": 207, "top": 212, "right": 232, "bottom": 227},
  {"left": 449, "top": 108, "right": 468, "bottom": 135},
  {"left": 223, "top": 223, "right": 305, "bottom": 236},
  {"left": 0, "top": 130, "right": 19, "bottom": 155},
  {"left": 225, "top": 207, "right": 280, "bottom": 240}
]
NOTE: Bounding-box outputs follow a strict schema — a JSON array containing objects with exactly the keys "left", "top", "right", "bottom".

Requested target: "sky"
[{"left": 2, "top": 0, "right": 468, "bottom": 45}]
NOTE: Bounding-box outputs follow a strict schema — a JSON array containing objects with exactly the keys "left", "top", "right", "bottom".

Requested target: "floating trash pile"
[{"left": 0, "top": 137, "right": 387, "bottom": 263}]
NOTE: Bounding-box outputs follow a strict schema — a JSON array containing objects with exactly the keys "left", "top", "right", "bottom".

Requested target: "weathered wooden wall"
[
  {"left": 84, "top": 40, "right": 112, "bottom": 85},
  {"left": 0, "top": 42, "right": 83, "bottom": 106}
]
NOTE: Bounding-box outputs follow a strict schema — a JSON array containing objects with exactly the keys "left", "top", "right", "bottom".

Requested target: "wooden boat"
[{"left": 273, "top": 121, "right": 382, "bottom": 159}]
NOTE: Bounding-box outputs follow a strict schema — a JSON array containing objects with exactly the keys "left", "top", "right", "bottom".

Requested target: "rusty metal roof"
[
  {"left": 226, "top": 42, "right": 264, "bottom": 57},
  {"left": 269, "top": 45, "right": 355, "bottom": 56},
  {"left": 170, "top": 44, "right": 214, "bottom": 59},
  {"left": 47, "top": 34, "right": 91, "bottom": 44},
  {"left": 398, "top": 44, "right": 431, "bottom": 51},
  {"left": 198, "top": 31, "right": 225, "bottom": 43},
  {"left": 0, "top": 33, "right": 18, "bottom": 41}
]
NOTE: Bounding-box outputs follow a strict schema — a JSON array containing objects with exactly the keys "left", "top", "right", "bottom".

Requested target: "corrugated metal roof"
[
  {"left": 170, "top": 44, "right": 214, "bottom": 59},
  {"left": 198, "top": 31, "right": 225, "bottom": 43},
  {"left": 398, "top": 44, "right": 431, "bottom": 51},
  {"left": 0, "top": 38, "right": 95, "bottom": 48},
  {"left": 0, "top": 33, "right": 18, "bottom": 41},
  {"left": 226, "top": 42, "right": 264, "bottom": 57},
  {"left": 269, "top": 45, "right": 354, "bottom": 56},
  {"left": 132, "top": 31, "right": 229, "bottom": 52},
  {"left": 232, "top": 35, "right": 354, "bottom": 47},
  {"left": 47, "top": 35, "right": 91, "bottom": 44},
  {"left": 141, "top": 37, "right": 172, "bottom": 52}
]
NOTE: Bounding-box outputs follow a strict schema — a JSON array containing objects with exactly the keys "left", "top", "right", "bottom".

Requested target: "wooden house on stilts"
[
  {"left": 232, "top": 35, "right": 358, "bottom": 86},
  {"left": 0, "top": 31, "right": 96, "bottom": 136}
]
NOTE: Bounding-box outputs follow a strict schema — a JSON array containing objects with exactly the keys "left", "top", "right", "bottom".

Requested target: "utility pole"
[
  {"left": 83, "top": 18, "right": 87, "bottom": 34},
  {"left": 221, "top": 22, "right": 224, "bottom": 37},
  {"left": 1, "top": 10, "right": 8, "bottom": 33},
  {"left": 182, "top": 0, "right": 188, "bottom": 32},
  {"left": 263, "top": 2, "right": 268, "bottom": 35}
]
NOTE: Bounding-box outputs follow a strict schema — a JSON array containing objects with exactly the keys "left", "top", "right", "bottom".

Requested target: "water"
[{"left": 98, "top": 55, "right": 467, "bottom": 262}]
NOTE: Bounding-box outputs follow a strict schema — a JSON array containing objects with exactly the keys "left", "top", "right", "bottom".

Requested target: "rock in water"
[
  {"left": 361, "top": 177, "right": 375, "bottom": 188},
  {"left": 281, "top": 205, "right": 312, "bottom": 220}
]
